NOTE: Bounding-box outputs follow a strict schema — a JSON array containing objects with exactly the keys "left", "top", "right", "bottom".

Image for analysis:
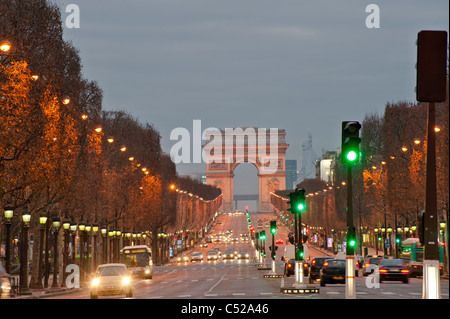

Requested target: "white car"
[
  {"left": 90, "top": 263, "right": 133, "bottom": 299},
  {"left": 191, "top": 252, "right": 204, "bottom": 262}
]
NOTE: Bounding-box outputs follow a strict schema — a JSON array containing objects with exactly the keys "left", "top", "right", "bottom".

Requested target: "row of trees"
[{"left": 1, "top": 0, "right": 221, "bottom": 288}]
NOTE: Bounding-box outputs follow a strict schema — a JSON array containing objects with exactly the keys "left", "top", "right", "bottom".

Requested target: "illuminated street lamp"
[
  {"left": 62, "top": 216, "right": 71, "bottom": 287},
  {"left": 37, "top": 212, "right": 48, "bottom": 289},
  {"left": 3, "top": 203, "right": 14, "bottom": 274},
  {"left": 20, "top": 206, "right": 31, "bottom": 292},
  {"left": 52, "top": 214, "right": 60, "bottom": 288},
  {"left": 0, "top": 39, "right": 12, "bottom": 52}
]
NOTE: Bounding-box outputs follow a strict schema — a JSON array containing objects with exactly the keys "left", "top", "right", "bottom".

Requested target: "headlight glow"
[
  {"left": 92, "top": 278, "right": 100, "bottom": 287},
  {"left": 122, "top": 277, "right": 131, "bottom": 285}
]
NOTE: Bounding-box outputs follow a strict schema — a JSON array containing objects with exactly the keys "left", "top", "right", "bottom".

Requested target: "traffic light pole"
[
  {"left": 423, "top": 101, "right": 441, "bottom": 299},
  {"left": 270, "top": 231, "right": 276, "bottom": 274},
  {"left": 345, "top": 163, "right": 356, "bottom": 299},
  {"left": 293, "top": 210, "right": 305, "bottom": 288}
]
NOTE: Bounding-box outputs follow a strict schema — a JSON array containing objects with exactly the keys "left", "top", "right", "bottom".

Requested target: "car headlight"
[
  {"left": 145, "top": 269, "right": 150, "bottom": 274},
  {"left": 122, "top": 277, "right": 131, "bottom": 286},
  {"left": 92, "top": 278, "right": 100, "bottom": 287}
]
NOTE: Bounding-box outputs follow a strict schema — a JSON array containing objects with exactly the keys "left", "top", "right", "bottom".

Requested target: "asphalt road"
[{"left": 44, "top": 211, "right": 449, "bottom": 300}]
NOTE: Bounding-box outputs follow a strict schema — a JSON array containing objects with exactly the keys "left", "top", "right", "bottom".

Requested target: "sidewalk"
[{"left": 9, "top": 275, "right": 83, "bottom": 299}]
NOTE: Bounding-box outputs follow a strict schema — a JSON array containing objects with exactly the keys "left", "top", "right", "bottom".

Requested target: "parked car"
[
  {"left": 309, "top": 256, "right": 333, "bottom": 283},
  {"left": 320, "top": 259, "right": 346, "bottom": 286},
  {"left": 379, "top": 259, "right": 409, "bottom": 283}
]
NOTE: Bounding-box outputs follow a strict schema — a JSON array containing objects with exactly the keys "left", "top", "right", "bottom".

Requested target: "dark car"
[
  {"left": 309, "top": 257, "right": 333, "bottom": 283},
  {"left": 320, "top": 259, "right": 345, "bottom": 286},
  {"left": 379, "top": 259, "right": 409, "bottom": 283},
  {"left": 284, "top": 259, "right": 309, "bottom": 277},
  {"left": 363, "top": 257, "right": 382, "bottom": 276}
]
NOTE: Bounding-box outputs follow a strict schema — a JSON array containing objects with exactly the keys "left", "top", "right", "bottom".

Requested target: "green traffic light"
[
  {"left": 349, "top": 239, "right": 356, "bottom": 247},
  {"left": 346, "top": 150, "right": 358, "bottom": 162},
  {"left": 298, "top": 203, "right": 304, "bottom": 211}
]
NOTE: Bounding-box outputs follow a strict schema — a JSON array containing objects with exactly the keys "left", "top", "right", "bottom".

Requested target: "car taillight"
[
  {"left": 379, "top": 269, "right": 388, "bottom": 273},
  {"left": 401, "top": 269, "right": 409, "bottom": 273},
  {"left": 365, "top": 263, "right": 369, "bottom": 267}
]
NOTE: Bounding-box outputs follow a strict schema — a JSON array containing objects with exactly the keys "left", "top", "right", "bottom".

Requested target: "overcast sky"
[{"left": 52, "top": 0, "right": 448, "bottom": 201}]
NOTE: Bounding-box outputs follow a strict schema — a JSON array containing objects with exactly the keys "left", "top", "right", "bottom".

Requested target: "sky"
[{"left": 51, "top": 0, "right": 448, "bottom": 205}]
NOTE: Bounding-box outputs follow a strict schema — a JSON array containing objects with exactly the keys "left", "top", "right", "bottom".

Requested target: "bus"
[
  {"left": 120, "top": 245, "right": 153, "bottom": 279},
  {"left": 400, "top": 238, "right": 444, "bottom": 278}
]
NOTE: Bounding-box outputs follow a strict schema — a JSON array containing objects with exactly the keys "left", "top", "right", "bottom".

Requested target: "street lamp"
[
  {"left": 3, "top": 203, "right": 14, "bottom": 274},
  {"left": 0, "top": 39, "right": 12, "bottom": 52},
  {"left": 36, "top": 212, "right": 48, "bottom": 289},
  {"left": 52, "top": 214, "right": 60, "bottom": 288},
  {"left": 19, "top": 206, "right": 31, "bottom": 292},
  {"left": 62, "top": 216, "right": 70, "bottom": 287}
]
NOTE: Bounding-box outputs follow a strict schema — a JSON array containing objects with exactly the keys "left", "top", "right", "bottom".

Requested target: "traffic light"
[
  {"left": 346, "top": 225, "right": 356, "bottom": 255},
  {"left": 298, "top": 245, "right": 304, "bottom": 261},
  {"left": 287, "top": 188, "right": 306, "bottom": 214},
  {"left": 341, "top": 121, "right": 362, "bottom": 164},
  {"left": 416, "top": 30, "right": 448, "bottom": 102},
  {"left": 260, "top": 230, "right": 266, "bottom": 240},
  {"left": 270, "top": 220, "right": 277, "bottom": 234},
  {"left": 395, "top": 233, "right": 401, "bottom": 245}
]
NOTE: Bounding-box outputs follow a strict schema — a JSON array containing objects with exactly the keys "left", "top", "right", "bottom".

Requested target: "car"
[
  {"left": 363, "top": 257, "right": 382, "bottom": 276},
  {"left": 207, "top": 250, "right": 219, "bottom": 261},
  {"left": 223, "top": 249, "right": 235, "bottom": 260},
  {"left": 231, "top": 236, "right": 239, "bottom": 242},
  {"left": 190, "top": 252, "right": 204, "bottom": 262},
  {"left": 284, "top": 259, "right": 309, "bottom": 277},
  {"left": 236, "top": 251, "right": 250, "bottom": 259},
  {"left": 379, "top": 259, "right": 409, "bottom": 283},
  {"left": 309, "top": 256, "right": 333, "bottom": 283},
  {"left": 199, "top": 242, "right": 208, "bottom": 248},
  {"left": 90, "top": 263, "right": 133, "bottom": 299},
  {"left": 177, "top": 254, "right": 189, "bottom": 263},
  {"left": 320, "top": 259, "right": 346, "bottom": 286},
  {"left": 0, "top": 262, "right": 11, "bottom": 298}
]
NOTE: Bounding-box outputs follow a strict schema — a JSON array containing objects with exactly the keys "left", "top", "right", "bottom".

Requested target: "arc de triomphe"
[{"left": 204, "top": 127, "right": 289, "bottom": 212}]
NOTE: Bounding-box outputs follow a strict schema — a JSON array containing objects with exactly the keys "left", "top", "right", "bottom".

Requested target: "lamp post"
[
  {"left": 92, "top": 223, "right": 99, "bottom": 270},
  {"left": 69, "top": 222, "right": 77, "bottom": 265},
  {"left": 51, "top": 215, "right": 60, "bottom": 288},
  {"left": 37, "top": 212, "right": 48, "bottom": 289},
  {"left": 62, "top": 216, "right": 70, "bottom": 287},
  {"left": 3, "top": 204, "right": 14, "bottom": 274},
  {"left": 19, "top": 206, "right": 31, "bottom": 293},
  {"left": 78, "top": 221, "right": 85, "bottom": 283},
  {"left": 101, "top": 225, "right": 107, "bottom": 264}
]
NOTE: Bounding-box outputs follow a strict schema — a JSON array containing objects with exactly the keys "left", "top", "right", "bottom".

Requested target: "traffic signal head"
[
  {"left": 416, "top": 30, "right": 448, "bottom": 102},
  {"left": 346, "top": 226, "right": 356, "bottom": 255},
  {"left": 298, "top": 246, "right": 304, "bottom": 261},
  {"left": 287, "top": 188, "right": 306, "bottom": 214},
  {"left": 270, "top": 220, "right": 277, "bottom": 234},
  {"left": 341, "top": 121, "right": 362, "bottom": 164},
  {"left": 261, "top": 230, "right": 266, "bottom": 240}
]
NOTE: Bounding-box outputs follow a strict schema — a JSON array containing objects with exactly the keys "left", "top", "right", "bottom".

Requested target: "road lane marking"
[{"left": 232, "top": 293, "right": 246, "bottom": 296}]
